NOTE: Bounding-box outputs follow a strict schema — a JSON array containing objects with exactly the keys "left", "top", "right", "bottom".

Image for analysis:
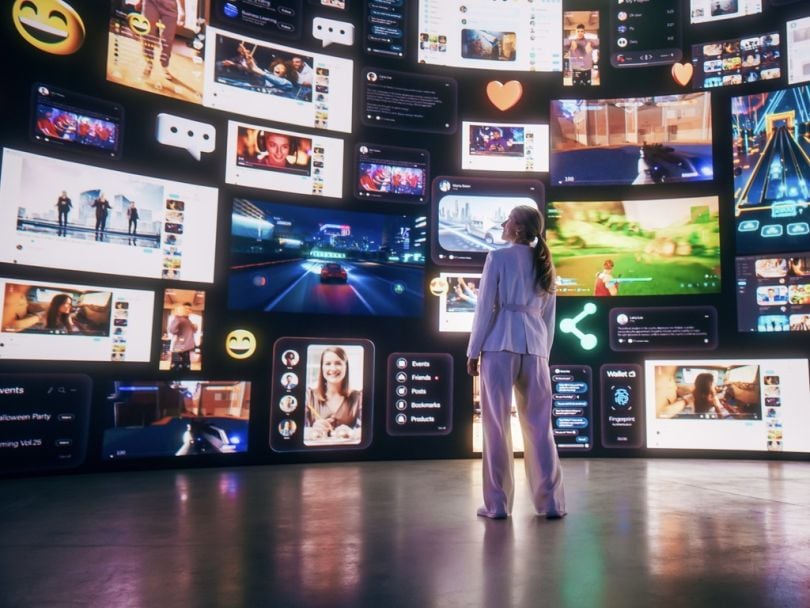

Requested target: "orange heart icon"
[
  {"left": 671, "top": 62, "right": 694, "bottom": 87},
  {"left": 486, "top": 80, "right": 523, "bottom": 111}
]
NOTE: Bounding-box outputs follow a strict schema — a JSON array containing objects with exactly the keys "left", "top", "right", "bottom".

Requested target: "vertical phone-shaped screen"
[
  {"left": 366, "top": 0, "right": 407, "bottom": 58},
  {"left": 610, "top": 0, "right": 682, "bottom": 68},
  {"left": 552, "top": 365, "right": 593, "bottom": 450},
  {"left": 601, "top": 364, "right": 645, "bottom": 448}
]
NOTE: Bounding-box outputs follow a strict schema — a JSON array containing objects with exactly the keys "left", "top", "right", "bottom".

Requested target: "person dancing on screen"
[
  {"left": 168, "top": 302, "right": 197, "bottom": 371},
  {"left": 127, "top": 201, "right": 139, "bottom": 236},
  {"left": 467, "top": 205, "right": 565, "bottom": 520},
  {"left": 91, "top": 192, "right": 112, "bottom": 240},
  {"left": 141, "top": 0, "right": 187, "bottom": 81},
  {"left": 56, "top": 190, "right": 72, "bottom": 237},
  {"left": 305, "top": 346, "right": 362, "bottom": 437}
]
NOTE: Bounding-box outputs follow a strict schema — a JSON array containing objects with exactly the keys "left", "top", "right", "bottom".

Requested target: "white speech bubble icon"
[
  {"left": 312, "top": 17, "right": 355, "bottom": 47},
  {"left": 155, "top": 113, "right": 216, "bottom": 161}
]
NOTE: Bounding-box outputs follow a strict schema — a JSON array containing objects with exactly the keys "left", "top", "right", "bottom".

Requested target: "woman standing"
[{"left": 467, "top": 205, "right": 565, "bottom": 520}]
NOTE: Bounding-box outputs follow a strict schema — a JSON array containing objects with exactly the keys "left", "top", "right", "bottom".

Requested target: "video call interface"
[{"left": 4, "top": 0, "right": 810, "bottom": 473}]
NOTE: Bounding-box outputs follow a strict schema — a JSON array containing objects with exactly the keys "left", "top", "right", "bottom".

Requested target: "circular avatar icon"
[
  {"left": 280, "top": 395, "right": 298, "bottom": 413},
  {"left": 279, "top": 419, "right": 297, "bottom": 437},
  {"left": 13, "top": 0, "right": 86, "bottom": 56},
  {"left": 226, "top": 329, "right": 257, "bottom": 360}
]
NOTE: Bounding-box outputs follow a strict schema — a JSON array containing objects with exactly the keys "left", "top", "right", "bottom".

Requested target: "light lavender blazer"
[{"left": 466, "top": 244, "right": 556, "bottom": 359}]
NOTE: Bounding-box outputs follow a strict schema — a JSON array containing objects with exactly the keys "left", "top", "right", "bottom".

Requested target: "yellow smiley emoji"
[
  {"left": 226, "top": 330, "right": 257, "bottom": 360},
  {"left": 127, "top": 12, "right": 151, "bottom": 37},
  {"left": 12, "top": 0, "right": 85, "bottom": 56}
]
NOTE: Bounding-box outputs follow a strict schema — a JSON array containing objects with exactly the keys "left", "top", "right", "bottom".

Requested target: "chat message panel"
[
  {"left": 366, "top": 0, "right": 407, "bottom": 58},
  {"left": 361, "top": 68, "right": 457, "bottom": 134},
  {"left": 610, "top": 0, "right": 682, "bottom": 68},
  {"left": 31, "top": 83, "right": 124, "bottom": 160},
  {"left": 355, "top": 143, "right": 429, "bottom": 204},
  {"left": 551, "top": 364, "right": 593, "bottom": 451},
  {"left": 270, "top": 337, "right": 374, "bottom": 452},
  {"left": 0, "top": 374, "right": 91, "bottom": 474},
  {"left": 213, "top": 0, "right": 303, "bottom": 38},
  {"left": 609, "top": 307, "right": 718, "bottom": 351},
  {"left": 386, "top": 353, "right": 452, "bottom": 436},
  {"left": 601, "top": 364, "right": 644, "bottom": 449}
]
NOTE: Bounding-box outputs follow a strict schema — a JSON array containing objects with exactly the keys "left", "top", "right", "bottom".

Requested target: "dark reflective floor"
[{"left": 1, "top": 458, "right": 809, "bottom": 608}]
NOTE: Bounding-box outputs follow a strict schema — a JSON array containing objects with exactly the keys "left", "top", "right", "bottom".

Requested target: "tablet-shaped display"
[
  {"left": 0, "top": 374, "right": 91, "bottom": 474},
  {"left": 226, "top": 120, "right": 344, "bottom": 198},
  {"left": 431, "top": 176, "right": 544, "bottom": 268},
  {"left": 355, "top": 143, "right": 429, "bottom": 204},
  {"left": 551, "top": 93, "right": 713, "bottom": 186},
  {"left": 102, "top": 380, "right": 251, "bottom": 460},
  {"left": 646, "top": 359, "right": 810, "bottom": 453},
  {"left": 437, "top": 272, "right": 482, "bottom": 333},
  {"left": 361, "top": 68, "right": 457, "bottom": 134},
  {"left": 0, "top": 277, "right": 154, "bottom": 363},
  {"left": 552, "top": 365, "right": 592, "bottom": 451},
  {"left": 270, "top": 338, "right": 374, "bottom": 452},
  {"left": 417, "top": 0, "right": 562, "bottom": 72},
  {"left": 732, "top": 85, "right": 810, "bottom": 255},
  {"left": 787, "top": 17, "right": 810, "bottom": 85},
  {"left": 461, "top": 121, "right": 549, "bottom": 173},
  {"left": 735, "top": 253, "right": 810, "bottom": 333},
  {"left": 547, "top": 198, "right": 721, "bottom": 297},
  {"left": 692, "top": 33, "right": 781, "bottom": 89},
  {"left": 366, "top": 0, "right": 406, "bottom": 58},
  {"left": 31, "top": 84, "right": 123, "bottom": 159},
  {"left": 204, "top": 26, "right": 353, "bottom": 133},
  {"left": 229, "top": 199, "right": 425, "bottom": 317},
  {"left": 601, "top": 364, "right": 644, "bottom": 449},
  {"left": 0, "top": 149, "right": 218, "bottom": 283},
  {"left": 689, "top": 0, "right": 762, "bottom": 24}
]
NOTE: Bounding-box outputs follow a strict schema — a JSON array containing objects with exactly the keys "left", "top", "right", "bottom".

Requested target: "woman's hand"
[
  {"left": 467, "top": 357, "right": 479, "bottom": 377},
  {"left": 312, "top": 417, "right": 334, "bottom": 435}
]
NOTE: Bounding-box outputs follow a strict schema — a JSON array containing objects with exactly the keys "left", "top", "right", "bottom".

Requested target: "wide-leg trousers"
[{"left": 480, "top": 350, "right": 565, "bottom": 516}]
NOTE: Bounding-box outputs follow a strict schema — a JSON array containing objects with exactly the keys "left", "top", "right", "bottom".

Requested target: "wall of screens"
[{"left": 1, "top": 0, "right": 809, "bottom": 476}]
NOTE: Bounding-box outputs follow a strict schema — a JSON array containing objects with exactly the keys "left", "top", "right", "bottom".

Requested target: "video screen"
[
  {"left": 547, "top": 197, "right": 721, "bottom": 297},
  {"left": 102, "top": 381, "right": 250, "bottom": 460},
  {"left": 270, "top": 338, "right": 373, "bottom": 452},
  {"left": 461, "top": 122, "right": 549, "bottom": 172},
  {"left": 213, "top": 0, "right": 303, "bottom": 38},
  {"left": 692, "top": 33, "right": 781, "bottom": 89},
  {"left": 107, "top": 0, "right": 207, "bottom": 104},
  {"left": 355, "top": 144, "right": 429, "bottom": 204},
  {"left": 0, "top": 374, "right": 91, "bottom": 474},
  {"left": 0, "top": 149, "right": 218, "bottom": 283},
  {"left": 226, "top": 121, "right": 344, "bottom": 198},
  {"left": 31, "top": 84, "right": 123, "bottom": 159},
  {"left": 361, "top": 68, "right": 457, "bottom": 134},
  {"left": 689, "top": 0, "right": 762, "bottom": 24},
  {"left": 550, "top": 93, "right": 714, "bottom": 186},
  {"left": 736, "top": 253, "right": 810, "bottom": 332},
  {"left": 431, "top": 177, "right": 544, "bottom": 267},
  {"left": 228, "top": 199, "right": 426, "bottom": 317},
  {"left": 787, "top": 17, "right": 810, "bottom": 85},
  {"left": 0, "top": 277, "right": 154, "bottom": 362},
  {"left": 160, "top": 289, "right": 205, "bottom": 371},
  {"left": 204, "top": 27, "right": 353, "bottom": 133},
  {"left": 437, "top": 272, "right": 481, "bottom": 333},
  {"left": 646, "top": 359, "right": 810, "bottom": 452},
  {"left": 417, "top": 0, "right": 562, "bottom": 72},
  {"left": 731, "top": 86, "right": 810, "bottom": 255},
  {"left": 563, "top": 11, "right": 599, "bottom": 86}
]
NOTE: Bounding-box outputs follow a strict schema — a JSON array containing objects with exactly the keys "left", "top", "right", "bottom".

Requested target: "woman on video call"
[
  {"left": 467, "top": 205, "right": 566, "bottom": 520},
  {"left": 305, "top": 346, "right": 362, "bottom": 436},
  {"left": 46, "top": 294, "right": 75, "bottom": 333}
]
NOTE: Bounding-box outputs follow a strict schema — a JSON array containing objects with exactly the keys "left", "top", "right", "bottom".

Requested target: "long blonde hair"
[{"left": 510, "top": 205, "right": 555, "bottom": 293}]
